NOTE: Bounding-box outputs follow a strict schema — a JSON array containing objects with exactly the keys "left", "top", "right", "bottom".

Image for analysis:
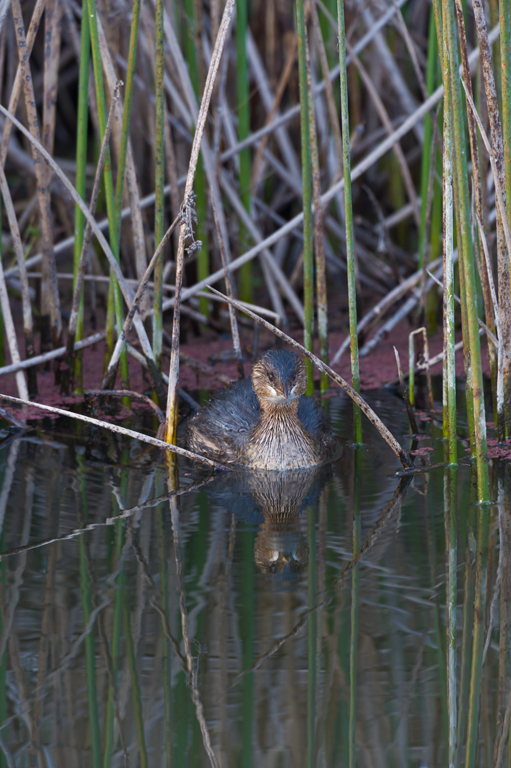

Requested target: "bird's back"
[{"left": 186, "top": 378, "right": 261, "bottom": 463}]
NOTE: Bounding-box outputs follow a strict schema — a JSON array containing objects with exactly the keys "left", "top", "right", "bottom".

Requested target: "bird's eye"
[{"left": 268, "top": 372, "right": 275, "bottom": 382}]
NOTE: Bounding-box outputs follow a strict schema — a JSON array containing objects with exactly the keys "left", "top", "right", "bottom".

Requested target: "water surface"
[{"left": 0, "top": 388, "right": 506, "bottom": 766}]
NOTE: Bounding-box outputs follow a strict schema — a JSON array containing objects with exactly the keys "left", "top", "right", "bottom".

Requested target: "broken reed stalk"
[
  {"left": 337, "top": 0, "right": 362, "bottom": 444},
  {"left": 102, "top": 213, "right": 181, "bottom": 391},
  {"left": 295, "top": 0, "right": 315, "bottom": 395},
  {"left": 0, "top": 165, "right": 36, "bottom": 397},
  {"left": 63, "top": 82, "right": 121, "bottom": 395},
  {"left": 408, "top": 329, "right": 434, "bottom": 412},
  {"left": 73, "top": 0, "right": 91, "bottom": 392},
  {"left": 87, "top": 0, "right": 129, "bottom": 390},
  {"left": 0, "top": 394, "right": 226, "bottom": 470},
  {"left": 471, "top": 0, "right": 510, "bottom": 437},
  {"left": 443, "top": 0, "right": 488, "bottom": 502},
  {"left": 153, "top": 0, "right": 165, "bottom": 368},
  {"left": 206, "top": 285, "right": 412, "bottom": 469},
  {"left": 394, "top": 347, "right": 418, "bottom": 435},
  {"left": 164, "top": 0, "right": 236, "bottom": 445}
]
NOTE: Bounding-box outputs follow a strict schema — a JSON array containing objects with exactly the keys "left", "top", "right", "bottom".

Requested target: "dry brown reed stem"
[
  {"left": 0, "top": 331, "right": 106, "bottom": 377},
  {"left": 0, "top": 163, "right": 35, "bottom": 392},
  {"left": 409, "top": 328, "right": 434, "bottom": 411},
  {"left": 0, "top": 103, "right": 157, "bottom": 369},
  {"left": 471, "top": 0, "right": 511, "bottom": 434},
  {"left": 346, "top": 41, "right": 420, "bottom": 227},
  {"left": 102, "top": 212, "right": 181, "bottom": 390},
  {"left": 0, "top": 260, "right": 29, "bottom": 400},
  {"left": 455, "top": 0, "right": 499, "bottom": 435},
  {"left": 64, "top": 82, "right": 121, "bottom": 387},
  {"left": 393, "top": 347, "right": 418, "bottom": 434},
  {"left": 0, "top": 394, "right": 227, "bottom": 469},
  {"left": 11, "top": 0, "right": 61, "bottom": 348},
  {"left": 461, "top": 83, "right": 511, "bottom": 265},
  {"left": 206, "top": 286, "right": 412, "bottom": 468},
  {"left": 0, "top": 0, "right": 46, "bottom": 166},
  {"left": 475, "top": 212, "right": 504, "bottom": 430},
  {"left": 42, "top": 0, "right": 62, "bottom": 179},
  {"left": 164, "top": 0, "right": 236, "bottom": 444},
  {"left": 310, "top": 0, "right": 343, "bottom": 176}
]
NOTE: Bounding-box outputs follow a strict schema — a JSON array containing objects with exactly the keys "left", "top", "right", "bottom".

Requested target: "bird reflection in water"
[{"left": 207, "top": 462, "right": 335, "bottom": 578}]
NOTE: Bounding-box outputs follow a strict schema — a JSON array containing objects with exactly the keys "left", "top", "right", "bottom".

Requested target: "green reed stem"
[
  {"left": 444, "top": 0, "right": 487, "bottom": 499},
  {"left": 72, "top": 8, "right": 90, "bottom": 393},
  {"left": 419, "top": 11, "right": 438, "bottom": 274},
  {"left": 156, "top": 498, "right": 172, "bottom": 765},
  {"left": 102, "top": 516, "right": 124, "bottom": 768},
  {"left": 114, "top": 0, "right": 142, "bottom": 239},
  {"left": 77, "top": 455, "right": 101, "bottom": 768},
  {"left": 87, "top": 0, "right": 129, "bottom": 391},
  {"left": 123, "top": 592, "right": 149, "bottom": 768},
  {"left": 152, "top": 0, "right": 165, "bottom": 367},
  {"left": 337, "top": 0, "right": 362, "bottom": 443},
  {"left": 237, "top": 0, "right": 252, "bottom": 304},
  {"left": 457, "top": 495, "right": 476, "bottom": 767},
  {"left": 295, "top": 0, "right": 314, "bottom": 394},
  {"left": 442, "top": 66, "right": 457, "bottom": 464},
  {"left": 306, "top": 38, "right": 329, "bottom": 393},
  {"left": 445, "top": 467, "right": 457, "bottom": 768},
  {"left": 465, "top": 502, "right": 490, "bottom": 768},
  {"left": 307, "top": 504, "right": 317, "bottom": 768},
  {"left": 241, "top": 526, "right": 254, "bottom": 767},
  {"left": 349, "top": 452, "right": 361, "bottom": 768}
]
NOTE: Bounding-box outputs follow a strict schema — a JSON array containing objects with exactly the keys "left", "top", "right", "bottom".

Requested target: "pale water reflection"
[{"left": 0, "top": 388, "right": 507, "bottom": 767}]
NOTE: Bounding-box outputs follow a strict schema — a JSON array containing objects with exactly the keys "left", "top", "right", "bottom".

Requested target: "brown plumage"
[{"left": 186, "top": 349, "right": 338, "bottom": 470}]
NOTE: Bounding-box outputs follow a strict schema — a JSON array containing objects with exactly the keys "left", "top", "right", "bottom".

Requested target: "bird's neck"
[{"left": 258, "top": 398, "right": 300, "bottom": 421}]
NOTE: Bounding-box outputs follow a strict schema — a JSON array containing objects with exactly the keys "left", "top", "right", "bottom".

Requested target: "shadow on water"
[{"left": 0, "top": 386, "right": 508, "bottom": 766}]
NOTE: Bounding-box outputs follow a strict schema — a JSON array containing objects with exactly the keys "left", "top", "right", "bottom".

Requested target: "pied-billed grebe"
[{"left": 186, "top": 349, "right": 338, "bottom": 470}]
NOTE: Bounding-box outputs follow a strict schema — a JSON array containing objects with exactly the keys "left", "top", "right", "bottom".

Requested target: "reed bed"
[{"left": 0, "top": 0, "right": 509, "bottom": 481}]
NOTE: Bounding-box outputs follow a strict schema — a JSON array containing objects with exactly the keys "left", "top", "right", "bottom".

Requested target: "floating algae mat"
[{"left": 0, "top": 387, "right": 507, "bottom": 766}]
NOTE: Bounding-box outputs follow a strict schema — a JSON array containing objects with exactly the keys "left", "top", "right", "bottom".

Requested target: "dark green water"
[{"left": 0, "top": 388, "right": 507, "bottom": 766}]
